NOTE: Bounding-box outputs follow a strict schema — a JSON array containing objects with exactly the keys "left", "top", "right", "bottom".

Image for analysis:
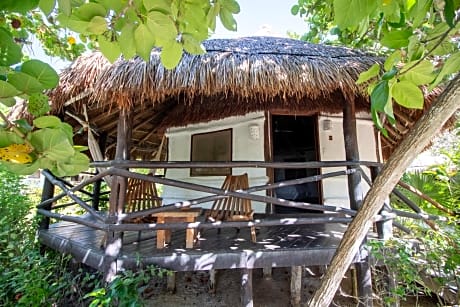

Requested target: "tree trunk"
[{"left": 308, "top": 74, "right": 460, "bottom": 306}]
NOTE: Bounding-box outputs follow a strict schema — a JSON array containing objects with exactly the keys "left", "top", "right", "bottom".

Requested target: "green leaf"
[
  {"left": 333, "top": 0, "right": 377, "bottom": 29},
  {"left": 119, "top": 24, "right": 137, "bottom": 60},
  {"left": 87, "top": 16, "right": 107, "bottom": 35},
  {"left": 0, "top": 80, "right": 20, "bottom": 98},
  {"left": 444, "top": 0, "right": 455, "bottom": 28},
  {"left": 146, "top": 11, "right": 178, "bottom": 46},
  {"left": 0, "top": 0, "right": 39, "bottom": 13},
  {"left": 0, "top": 131, "right": 23, "bottom": 147},
  {"left": 0, "top": 97, "right": 16, "bottom": 107},
  {"left": 21, "top": 60, "right": 59, "bottom": 89},
  {"left": 384, "top": 50, "right": 401, "bottom": 71},
  {"left": 356, "top": 63, "right": 380, "bottom": 84},
  {"left": 222, "top": 0, "right": 240, "bottom": 14},
  {"left": 0, "top": 29, "right": 23, "bottom": 66},
  {"left": 57, "top": 0, "right": 71, "bottom": 15},
  {"left": 28, "top": 93, "right": 50, "bottom": 116},
  {"left": 134, "top": 24, "right": 155, "bottom": 61},
  {"left": 57, "top": 13, "right": 90, "bottom": 34},
  {"left": 143, "top": 0, "right": 172, "bottom": 14},
  {"left": 160, "top": 41, "right": 183, "bottom": 69},
  {"left": 74, "top": 3, "right": 107, "bottom": 22},
  {"left": 207, "top": 3, "right": 220, "bottom": 32},
  {"left": 3, "top": 160, "right": 40, "bottom": 176},
  {"left": 409, "top": 0, "right": 431, "bottom": 27},
  {"left": 382, "top": 67, "right": 398, "bottom": 81},
  {"left": 400, "top": 60, "right": 434, "bottom": 85},
  {"left": 39, "top": 0, "right": 56, "bottom": 15},
  {"left": 98, "top": 35, "right": 122, "bottom": 63},
  {"left": 96, "top": 0, "right": 124, "bottom": 13},
  {"left": 291, "top": 4, "right": 300, "bottom": 15},
  {"left": 381, "top": 29, "right": 412, "bottom": 49},
  {"left": 182, "top": 34, "right": 206, "bottom": 55},
  {"left": 391, "top": 80, "right": 424, "bottom": 109},
  {"left": 219, "top": 8, "right": 237, "bottom": 31},
  {"left": 370, "top": 80, "right": 394, "bottom": 133},
  {"left": 33, "top": 115, "right": 62, "bottom": 128},
  {"left": 7, "top": 72, "right": 44, "bottom": 94},
  {"left": 30, "top": 128, "right": 75, "bottom": 161},
  {"left": 432, "top": 52, "right": 460, "bottom": 87}
]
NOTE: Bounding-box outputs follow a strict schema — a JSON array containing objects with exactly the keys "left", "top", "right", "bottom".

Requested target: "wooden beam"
[
  {"left": 371, "top": 166, "right": 393, "bottom": 240},
  {"left": 104, "top": 107, "right": 132, "bottom": 281},
  {"left": 91, "top": 159, "right": 383, "bottom": 169},
  {"left": 290, "top": 266, "right": 302, "bottom": 307},
  {"left": 39, "top": 176, "right": 55, "bottom": 230},
  {"left": 241, "top": 268, "right": 253, "bottom": 307}
]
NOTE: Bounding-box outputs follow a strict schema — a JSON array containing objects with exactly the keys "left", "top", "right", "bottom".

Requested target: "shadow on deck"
[{"left": 39, "top": 213, "right": 356, "bottom": 273}]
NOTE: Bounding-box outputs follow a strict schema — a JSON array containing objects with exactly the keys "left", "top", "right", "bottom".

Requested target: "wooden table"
[{"left": 152, "top": 208, "right": 202, "bottom": 249}]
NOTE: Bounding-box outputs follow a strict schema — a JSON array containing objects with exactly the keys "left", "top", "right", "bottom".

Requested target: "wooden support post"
[
  {"left": 167, "top": 273, "right": 176, "bottom": 293},
  {"left": 241, "top": 268, "right": 253, "bottom": 307},
  {"left": 343, "top": 101, "right": 373, "bottom": 307},
  {"left": 92, "top": 132, "right": 107, "bottom": 211},
  {"left": 263, "top": 266, "right": 272, "bottom": 279},
  {"left": 209, "top": 269, "right": 217, "bottom": 293},
  {"left": 290, "top": 266, "right": 302, "bottom": 307},
  {"left": 39, "top": 175, "right": 55, "bottom": 230},
  {"left": 371, "top": 166, "right": 393, "bottom": 240},
  {"left": 103, "top": 108, "right": 132, "bottom": 282}
]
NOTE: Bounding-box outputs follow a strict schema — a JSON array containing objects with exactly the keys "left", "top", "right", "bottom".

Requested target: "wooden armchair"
[
  {"left": 205, "top": 173, "right": 256, "bottom": 242},
  {"left": 101, "top": 177, "right": 162, "bottom": 247},
  {"left": 124, "top": 177, "right": 162, "bottom": 222}
]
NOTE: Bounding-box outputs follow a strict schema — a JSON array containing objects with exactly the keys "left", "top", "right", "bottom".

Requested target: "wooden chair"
[
  {"left": 124, "top": 177, "right": 162, "bottom": 222},
  {"left": 101, "top": 177, "right": 162, "bottom": 247},
  {"left": 205, "top": 173, "right": 256, "bottom": 242}
]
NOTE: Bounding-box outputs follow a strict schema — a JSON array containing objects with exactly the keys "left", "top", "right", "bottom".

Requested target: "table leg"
[
  {"left": 185, "top": 217, "right": 195, "bottom": 248},
  {"left": 156, "top": 216, "right": 166, "bottom": 249}
]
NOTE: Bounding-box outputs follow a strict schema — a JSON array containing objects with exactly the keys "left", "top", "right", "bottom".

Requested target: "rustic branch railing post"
[
  {"left": 104, "top": 108, "right": 132, "bottom": 281},
  {"left": 39, "top": 172, "right": 55, "bottom": 230},
  {"left": 92, "top": 132, "right": 107, "bottom": 211},
  {"left": 370, "top": 166, "right": 393, "bottom": 240},
  {"left": 343, "top": 100, "right": 373, "bottom": 306}
]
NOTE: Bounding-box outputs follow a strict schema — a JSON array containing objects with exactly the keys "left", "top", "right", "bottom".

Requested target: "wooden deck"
[{"left": 39, "top": 213, "right": 362, "bottom": 273}]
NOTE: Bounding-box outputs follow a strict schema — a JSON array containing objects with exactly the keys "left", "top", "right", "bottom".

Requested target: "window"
[{"left": 190, "top": 129, "right": 232, "bottom": 176}]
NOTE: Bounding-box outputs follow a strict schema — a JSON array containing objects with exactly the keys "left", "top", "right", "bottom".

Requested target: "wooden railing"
[{"left": 36, "top": 160, "right": 446, "bottom": 238}]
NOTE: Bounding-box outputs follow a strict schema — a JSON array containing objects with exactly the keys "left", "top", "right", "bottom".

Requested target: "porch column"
[
  {"left": 343, "top": 100, "right": 373, "bottom": 306},
  {"left": 104, "top": 107, "right": 132, "bottom": 281}
]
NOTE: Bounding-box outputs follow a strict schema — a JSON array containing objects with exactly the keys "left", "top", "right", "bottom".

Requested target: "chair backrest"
[
  {"left": 208, "top": 173, "right": 253, "bottom": 221},
  {"left": 125, "top": 177, "right": 162, "bottom": 213}
]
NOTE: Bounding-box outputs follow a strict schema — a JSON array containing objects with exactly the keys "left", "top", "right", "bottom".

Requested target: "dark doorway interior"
[{"left": 272, "top": 115, "right": 321, "bottom": 213}]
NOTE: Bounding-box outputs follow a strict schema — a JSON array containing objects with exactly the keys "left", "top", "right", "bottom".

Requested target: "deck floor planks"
[{"left": 40, "top": 213, "right": 354, "bottom": 272}]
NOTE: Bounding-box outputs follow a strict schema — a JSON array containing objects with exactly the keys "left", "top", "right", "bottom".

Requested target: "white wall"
[
  {"left": 163, "top": 112, "right": 268, "bottom": 212},
  {"left": 318, "top": 114, "right": 378, "bottom": 208},
  {"left": 163, "top": 111, "right": 379, "bottom": 212}
]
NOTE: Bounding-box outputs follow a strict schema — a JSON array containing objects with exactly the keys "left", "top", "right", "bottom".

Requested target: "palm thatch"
[{"left": 25, "top": 37, "right": 446, "bottom": 160}]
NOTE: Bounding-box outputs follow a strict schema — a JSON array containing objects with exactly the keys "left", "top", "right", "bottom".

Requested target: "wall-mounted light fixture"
[
  {"left": 323, "top": 119, "right": 332, "bottom": 131},
  {"left": 249, "top": 124, "right": 260, "bottom": 140}
]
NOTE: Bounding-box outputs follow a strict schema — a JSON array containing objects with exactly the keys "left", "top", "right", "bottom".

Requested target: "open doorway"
[{"left": 272, "top": 115, "right": 321, "bottom": 213}]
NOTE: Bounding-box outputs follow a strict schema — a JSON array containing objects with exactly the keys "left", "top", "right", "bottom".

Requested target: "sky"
[{"left": 31, "top": 1, "right": 307, "bottom": 71}]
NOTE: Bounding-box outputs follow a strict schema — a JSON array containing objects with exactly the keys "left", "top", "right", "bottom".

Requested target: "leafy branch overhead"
[
  {"left": 292, "top": 0, "right": 460, "bottom": 134},
  {"left": 0, "top": 0, "right": 240, "bottom": 176}
]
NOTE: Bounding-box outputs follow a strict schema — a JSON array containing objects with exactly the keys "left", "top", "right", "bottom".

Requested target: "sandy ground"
[{"left": 141, "top": 267, "right": 438, "bottom": 307}]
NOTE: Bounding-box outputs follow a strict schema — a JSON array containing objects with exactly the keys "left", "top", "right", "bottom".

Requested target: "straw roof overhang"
[{"left": 43, "top": 36, "right": 447, "bottom": 160}]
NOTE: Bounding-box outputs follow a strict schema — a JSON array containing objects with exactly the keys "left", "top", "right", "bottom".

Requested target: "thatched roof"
[{"left": 24, "top": 37, "right": 445, "bottom": 160}]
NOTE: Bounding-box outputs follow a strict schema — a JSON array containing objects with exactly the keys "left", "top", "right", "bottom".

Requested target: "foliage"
[
  {"left": 0, "top": 0, "right": 239, "bottom": 177},
  {"left": 369, "top": 125, "right": 460, "bottom": 304},
  {"left": 291, "top": 0, "right": 460, "bottom": 134},
  {"left": 85, "top": 265, "right": 170, "bottom": 307}
]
